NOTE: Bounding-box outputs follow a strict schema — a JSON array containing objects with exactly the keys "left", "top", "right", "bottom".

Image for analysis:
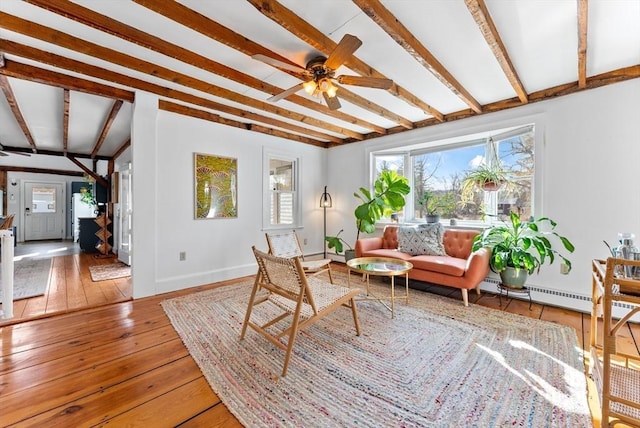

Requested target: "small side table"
[
  {"left": 497, "top": 283, "right": 532, "bottom": 310},
  {"left": 346, "top": 257, "right": 413, "bottom": 318}
]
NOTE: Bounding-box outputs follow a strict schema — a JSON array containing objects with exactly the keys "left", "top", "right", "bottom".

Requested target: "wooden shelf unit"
[{"left": 591, "top": 258, "right": 640, "bottom": 427}]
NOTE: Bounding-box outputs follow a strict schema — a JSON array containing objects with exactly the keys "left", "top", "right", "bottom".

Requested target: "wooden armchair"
[
  {"left": 241, "top": 246, "right": 361, "bottom": 376},
  {"left": 265, "top": 230, "right": 334, "bottom": 283}
]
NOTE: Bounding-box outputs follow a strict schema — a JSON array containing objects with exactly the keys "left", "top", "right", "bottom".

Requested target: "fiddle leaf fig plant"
[
  {"left": 353, "top": 170, "right": 410, "bottom": 239},
  {"left": 325, "top": 229, "right": 352, "bottom": 255},
  {"left": 325, "top": 169, "right": 410, "bottom": 254}
]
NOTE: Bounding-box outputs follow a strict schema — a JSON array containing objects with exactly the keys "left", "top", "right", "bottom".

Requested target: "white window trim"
[
  {"left": 366, "top": 113, "right": 546, "bottom": 228},
  {"left": 263, "top": 148, "right": 302, "bottom": 230}
]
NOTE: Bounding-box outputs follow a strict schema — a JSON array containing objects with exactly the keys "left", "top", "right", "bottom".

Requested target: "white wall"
[
  {"left": 131, "top": 94, "right": 327, "bottom": 298},
  {"left": 17, "top": 79, "right": 631, "bottom": 311},
  {"left": 326, "top": 79, "right": 640, "bottom": 312}
]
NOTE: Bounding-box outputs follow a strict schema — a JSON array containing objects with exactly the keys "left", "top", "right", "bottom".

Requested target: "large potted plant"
[
  {"left": 472, "top": 211, "right": 575, "bottom": 288},
  {"left": 326, "top": 170, "right": 410, "bottom": 260}
]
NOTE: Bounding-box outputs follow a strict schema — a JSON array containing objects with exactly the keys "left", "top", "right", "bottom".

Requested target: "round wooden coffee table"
[{"left": 346, "top": 257, "right": 413, "bottom": 318}]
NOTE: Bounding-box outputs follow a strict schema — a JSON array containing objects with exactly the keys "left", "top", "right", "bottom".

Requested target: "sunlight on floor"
[
  {"left": 476, "top": 340, "right": 591, "bottom": 415},
  {"left": 13, "top": 252, "right": 40, "bottom": 261}
]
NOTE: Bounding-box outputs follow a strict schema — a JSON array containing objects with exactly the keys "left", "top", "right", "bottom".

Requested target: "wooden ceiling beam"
[
  {"left": 0, "top": 74, "right": 39, "bottom": 153},
  {"left": 364, "top": 64, "right": 640, "bottom": 140},
  {"left": 464, "top": 0, "right": 528, "bottom": 104},
  {"left": 0, "top": 57, "right": 134, "bottom": 102},
  {"left": 160, "top": 101, "right": 328, "bottom": 148},
  {"left": 67, "top": 156, "right": 109, "bottom": 188},
  {"left": 0, "top": 144, "right": 110, "bottom": 160},
  {"left": 0, "top": 165, "right": 84, "bottom": 177},
  {"left": 0, "top": 12, "right": 358, "bottom": 142},
  {"left": 577, "top": 0, "right": 589, "bottom": 88},
  {"left": 91, "top": 100, "right": 123, "bottom": 159},
  {"left": 0, "top": 40, "right": 343, "bottom": 144},
  {"left": 247, "top": 0, "right": 442, "bottom": 122},
  {"left": 25, "top": 0, "right": 385, "bottom": 136},
  {"left": 135, "top": 0, "right": 411, "bottom": 130},
  {"left": 112, "top": 138, "right": 131, "bottom": 160},
  {"left": 354, "top": 0, "right": 482, "bottom": 114},
  {"left": 63, "top": 89, "right": 69, "bottom": 155}
]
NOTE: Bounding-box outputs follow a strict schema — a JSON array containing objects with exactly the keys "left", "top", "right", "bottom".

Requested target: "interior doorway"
[
  {"left": 117, "top": 164, "right": 132, "bottom": 266},
  {"left": 23, "top": 181, "right": 65, "bottom": 241}
]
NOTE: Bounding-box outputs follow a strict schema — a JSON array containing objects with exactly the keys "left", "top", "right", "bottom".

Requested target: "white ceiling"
[{"left": 0, "top": 0, "right": 638, "bottom": 158}]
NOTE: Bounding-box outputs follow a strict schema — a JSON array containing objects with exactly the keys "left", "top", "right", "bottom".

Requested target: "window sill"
[{"left": 378, "top": 220, "right": 490, "bottom": 232}]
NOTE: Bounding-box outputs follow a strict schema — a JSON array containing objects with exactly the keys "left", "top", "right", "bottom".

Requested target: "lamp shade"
[{"left": 320, "top": 186, "right": 332, "bottom": 208}]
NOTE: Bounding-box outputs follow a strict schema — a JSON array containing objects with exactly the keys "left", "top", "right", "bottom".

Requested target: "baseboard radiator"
[{"left": 481, "top": 277, "right": 639, "bottom": 319}]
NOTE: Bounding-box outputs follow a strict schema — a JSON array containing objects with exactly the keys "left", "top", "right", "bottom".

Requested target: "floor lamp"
[{"left": 320, "top": 186, "right": 332, "bottom": 258}]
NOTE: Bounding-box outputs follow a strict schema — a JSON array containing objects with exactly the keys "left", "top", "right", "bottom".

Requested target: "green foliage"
[
  {"left": 472, "top": 211, "right": 575, "bottom": 275},
  {"left": 325, "top": 170, "right": 410, "bottom": 253},
  {"left": 325, "top": 229, "right": 352, "bottom": 254},
  {"left": 417, "top": 191, "right": 455, "bottom": 215},
  {"left": 353, "top": 170, "right": 410, "bottom": 239},
  {"left": 460, "top": 166, "right": 511, "bottom": 205},
  {"left": 79, "top": 187, "right": 95, "bottom": 206}
]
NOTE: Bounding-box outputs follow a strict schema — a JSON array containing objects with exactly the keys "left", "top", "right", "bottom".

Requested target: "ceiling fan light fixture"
[
  {"left": 318, "top": 78, "right": 338, "bottom": 98},
  {"left": 326, "top": 82, "right": 338, "bottom": 98},
  {"left": 303, "top": 80, "right": 317, "bottom": 95}
]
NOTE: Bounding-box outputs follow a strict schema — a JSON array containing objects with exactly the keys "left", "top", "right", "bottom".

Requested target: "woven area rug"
[
  {"left": 0, "top": 258, "right": 52, "bottom": 303},
  {"left": 162, "top": 275, "right": 591, "bottom": 427},
  {"left": 89, "top": 262, "right": 131, "bottom": 281}
]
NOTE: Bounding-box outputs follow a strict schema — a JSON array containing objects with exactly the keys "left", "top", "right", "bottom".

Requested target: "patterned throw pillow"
[{"left": 397, "top": 223, "right": 447, "bottom": 256}]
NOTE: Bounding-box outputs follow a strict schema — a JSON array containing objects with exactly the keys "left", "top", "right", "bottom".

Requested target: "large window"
[
  {"left": 373, "top": 125, "right": 534, "bottom": 225},
  {"left": 264, "top": 151, "right": 300, "bottom": 228}
]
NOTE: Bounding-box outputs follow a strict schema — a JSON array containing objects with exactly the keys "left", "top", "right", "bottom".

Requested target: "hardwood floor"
[
  {"left": 1, "top": 241, "right": 132, "bottom": 326},
  {"left": 1, "top": 261, "right": 639, "bottom": 427}
]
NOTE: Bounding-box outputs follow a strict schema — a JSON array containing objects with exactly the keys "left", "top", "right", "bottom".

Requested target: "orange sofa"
[{"left": 355, "top": 225, "right": 490, "bottom": 306}]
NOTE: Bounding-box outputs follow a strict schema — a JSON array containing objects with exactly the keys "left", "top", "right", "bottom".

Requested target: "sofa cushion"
[
  {"left": 397, "top": 224, "right": 447, "bottom": 256},
  {"left": 359, "top": 248, "right": 414, "bottom": 260},
  {"left": 409, "top": 255, "right": 467, "bottom": 277},
  {"left": 443, "top": 229, "right": 479, "bottom": 259}
]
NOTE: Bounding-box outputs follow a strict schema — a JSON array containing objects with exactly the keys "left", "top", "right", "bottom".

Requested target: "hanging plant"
[
  {"left": 461, "top": 137, "right": 512, "bottom": 204},
  {"left": 80, "top": 173, "right": 97, "bottom": 206}
]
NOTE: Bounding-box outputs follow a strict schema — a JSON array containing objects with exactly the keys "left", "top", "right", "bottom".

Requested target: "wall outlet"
[
  {"left": 560, "top": 262, "right": 570, "bottom": 275},
  {"left": 179, "top": 251, "right": 186, "bottom": 261}
]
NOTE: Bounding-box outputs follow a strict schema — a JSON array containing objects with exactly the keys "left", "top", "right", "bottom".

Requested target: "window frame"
[
  {"left": 369, "top": 120, "right": 542, "bottom": 228},
  {"left": 263, "top": 149, "right": 302, "bottom": 230}
]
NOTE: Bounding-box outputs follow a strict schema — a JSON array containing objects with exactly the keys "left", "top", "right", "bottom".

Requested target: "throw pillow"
[{"left": 397, "top": 223, "right": 447, "bottom": 256}]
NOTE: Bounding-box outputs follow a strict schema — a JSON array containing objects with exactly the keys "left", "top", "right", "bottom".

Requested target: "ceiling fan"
[{"left": 253, "top": 34, "right": 393, "bottom": 110}]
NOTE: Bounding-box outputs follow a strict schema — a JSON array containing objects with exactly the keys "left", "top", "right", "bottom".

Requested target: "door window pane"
[{"left": 32, "top": 186, "right": 56, "bottom": 213}]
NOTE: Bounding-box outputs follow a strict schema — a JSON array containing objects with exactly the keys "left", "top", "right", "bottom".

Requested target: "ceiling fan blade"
[
  {"left": 0, "top": 151, "right": 9, "bottom": 157},
  {"left": 267, "top": 83, "right": 305, "bottom": 102},
  {"left": 252, "top": 54, "right": 308, "bottom": 74},
  {"left": 324, "top": 34, "right": 362, "bottom": 70},
  {"left": 322, "top": 92, "right": 341, "bottom": 110},
  {"left": 337, "top": 75, "right": 393, "bottom": 90}
]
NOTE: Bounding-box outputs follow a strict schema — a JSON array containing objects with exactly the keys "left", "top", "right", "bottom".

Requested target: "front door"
[{"left": 24, "top": 182, "right": 64, "bottom": 241}]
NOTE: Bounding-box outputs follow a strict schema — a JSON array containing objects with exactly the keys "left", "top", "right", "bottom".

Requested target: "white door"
[
  {"left": 118, "top": 166, "right": 132, "bottom": 265},
  {"left": 24, "top": 182, "right": 64, "bottom": 241}
]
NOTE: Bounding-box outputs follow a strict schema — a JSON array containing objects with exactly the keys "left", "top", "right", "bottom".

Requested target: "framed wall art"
[{"left": 194, "top": 153, "right": 237, "bottom": 219}]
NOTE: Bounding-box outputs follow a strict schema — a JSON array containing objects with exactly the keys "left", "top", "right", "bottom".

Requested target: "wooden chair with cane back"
[
  {"left": 265, "top": 230, "right": 334, "bottom": 283},
  {"left": 241, "top": 246, "right": 362, "bottom": 377}
]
